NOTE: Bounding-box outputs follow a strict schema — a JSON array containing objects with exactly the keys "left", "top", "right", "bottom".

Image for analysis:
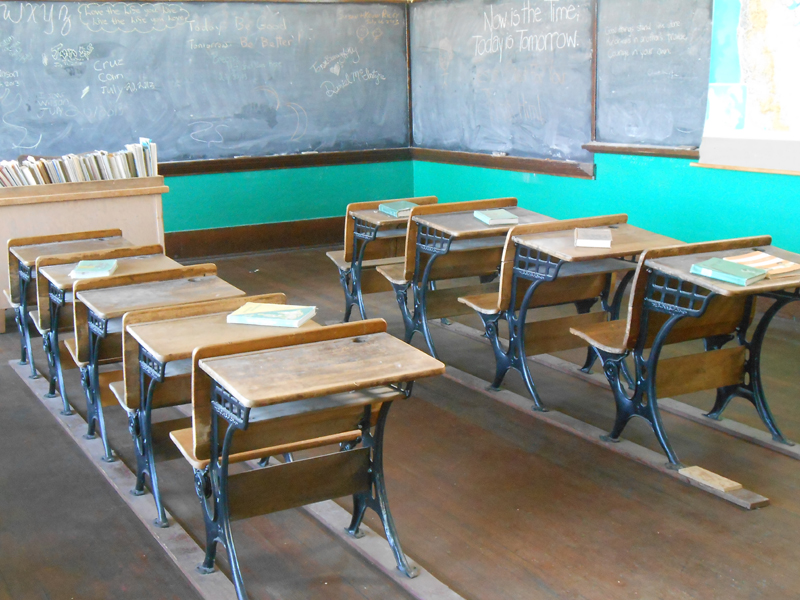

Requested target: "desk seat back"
[
  {"left": 120, "top": 293, "right": 288, "bottom": 411},
  {"left": 623, "top": 236, "right": 773, "bottom": 351},
  {"left": 7, "top": 229, "right": 123, "bottom": 304},
  {"left": 191, "top": 319, "right": 389, "bottom": 461},
  {"left": 344, "top": 196, "right": 438, "bottom": 263},
  {"left": 35, "top": 244, "right": 165, "bottom": 332},
  {"left": 72, "top": 264, "right": 218, "bottom": 364},
  {"left": 402, "top": 197, "right": 518, "bottom": 283}
]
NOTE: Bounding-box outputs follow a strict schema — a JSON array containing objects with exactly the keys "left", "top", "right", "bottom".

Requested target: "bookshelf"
[{"left": 1, "top": 177, "right": 168, "bottom": 319}]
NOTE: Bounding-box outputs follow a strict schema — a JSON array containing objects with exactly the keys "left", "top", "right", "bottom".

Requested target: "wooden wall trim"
[
  {"left": 583, "top": 142, "right": 700, "bottom": 160},
  {"left": 165, "top": 216, "right": 344, "bottom": 260},
  {"left": 410, "top": 148, "right": 596, "bottom": 179},
  {"left": 159, "top": 149, "right": 412, "bottom": 177}
]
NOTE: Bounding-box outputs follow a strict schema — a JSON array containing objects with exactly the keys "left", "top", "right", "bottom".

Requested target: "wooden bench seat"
[
  {"left": 170, "top": 386, "right": 396, "bottom": 469},
  {"left": 376, "top": 263, "right": 407, "bottom": 286},
  {"left": 570, "top": 319, "right": 628, "bottom": 354},
  {"left": 2, "top": 289, "right": 19, "bottom": 309},
  {"left": 325, "top": 251, "right": 404, "bottom": 272}
]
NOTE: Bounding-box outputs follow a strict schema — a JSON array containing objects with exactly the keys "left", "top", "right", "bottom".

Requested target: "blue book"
[
  {"left": 690, "top": 257, "right": 767, "bottom": 286},
  {"left": 378, "top": 200, "right": 417, "bottom": 218}
]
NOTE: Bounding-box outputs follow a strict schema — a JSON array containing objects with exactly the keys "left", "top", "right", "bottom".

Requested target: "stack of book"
[
  {"left": 0, "top": 138, "right": 158, "bottom": 187},
  {"left": 690, "top": 250, "right": 800, "bottom": 286}
]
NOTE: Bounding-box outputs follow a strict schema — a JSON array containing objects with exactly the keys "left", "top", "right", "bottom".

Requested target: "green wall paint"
[
  {"left": 164, "top": 155, "right": 800, "bottom": 253},
  {"left": 163, "top": 161, "right": 414, "bottom": 232},
  {"left": 413, "top": 156, "right": 800, "bottom": 253}
]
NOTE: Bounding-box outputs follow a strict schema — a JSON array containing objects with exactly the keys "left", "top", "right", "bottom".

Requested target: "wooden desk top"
[
  {"left": 513, "top": 224, "right": 681, "bottom": 262},
  {"left": 414, "top": 207, "right": 553, "bottom": 239},
  {"left": 349, "top": 209, "right": 407, "bottom": 228},
  {"left": 128, "top": 313, "right": 321, "bottom": 365},
  {"left": 41, "top": 254, "right": 179, "bottom": 291},
  {"left": 646, "top": 245, "right": 800, "bottom": 297},
  {"left": 77, "top": 276, "right": 243, "bottom": 320},
  {"left": 10, "top": 237, "right": 133, "bottom": 268},
  {"left": 199, "top": 332, "right": 445, "bottom": 409}
]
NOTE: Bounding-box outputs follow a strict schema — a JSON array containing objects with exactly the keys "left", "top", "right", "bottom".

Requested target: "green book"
[
  {"left": 227, "top": 303, "right": 316, "bottom": 328},
  {"left": 473, "top": 209, "right": 518, "bottom": 225},
  {"left": 690, "top": 257, "right": 767, "bottom": 286},
  {"left": 68, "top": 259, "right": 118, "bottom": 279},
  {"left": 378, "top": 200, "right": 417, "bottom": 218}
]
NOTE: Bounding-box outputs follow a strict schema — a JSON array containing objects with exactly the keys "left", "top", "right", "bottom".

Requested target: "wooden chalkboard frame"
[{"left": 583, "top": 142, "right": 699, "bottom": 160}]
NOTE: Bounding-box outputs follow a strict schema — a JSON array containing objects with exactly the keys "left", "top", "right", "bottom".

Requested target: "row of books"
[{"left": 0, "top": 139, "right": 158, "bottom": 187}]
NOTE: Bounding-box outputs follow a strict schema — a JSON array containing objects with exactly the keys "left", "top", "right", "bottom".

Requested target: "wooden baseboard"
[{"left": 165, "top": 216, "right": 344, "bottom": 260}]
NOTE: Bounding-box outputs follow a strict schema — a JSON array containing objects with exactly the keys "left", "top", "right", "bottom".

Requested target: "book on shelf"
[
  {"left": 226, "top": 303, "right": 317, "bottom": 328},
  {"left": 0, "top": 140, "right": 159, "bottom": 187},
  {"left": 723, "top": 250, "right": 800, "bottom": 279},
  {"left": 378, "top": 200, "right": 418, "bottom": 218},
  {"left": 473, "top": 208, "right": 518, "bottom": 225},
  {"left": 574, "top": 227, "right": 613, "bottom": 248},
  {"left": 68, "top": 259, "right": 119, "bottom": 279},
  {"left": 689, "top": 257, "right": 766, "bottom": 286}
]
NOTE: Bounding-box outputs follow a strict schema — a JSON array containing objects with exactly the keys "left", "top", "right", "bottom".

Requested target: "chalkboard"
[
  {"left": 410, "top": 0, "right": 594, "bottom": 164},
  {"left": 0, "top": 2, "right": 408, "bottom": 162},
  {"left": 596, "top": 0, "right": 712, "bottom": 147}
]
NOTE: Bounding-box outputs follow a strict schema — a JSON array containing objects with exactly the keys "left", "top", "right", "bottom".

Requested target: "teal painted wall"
[
  {"left": 162, "top": 160, "right": 414, "bottom": 232},
  {"left": 412, "top": 156, "right": 800, "bottom": 252},
  {"left": 164, "top": 156, "right": 800, "bottom": 253}
]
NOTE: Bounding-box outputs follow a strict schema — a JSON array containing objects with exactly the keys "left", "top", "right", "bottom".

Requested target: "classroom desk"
[
  {"left": 7, "top": 235, "right": 132, "bottom": 379},
  {"left": 75, "top": 276, "right": 243, "bottom": 461},
  {"left": 39, "top": 254, "right": 179, "bottom": 414},
  {"left": 195, "top": 328, "right": 444, "bottom": 598},
  {"left": 644, "top": 245, "right": 800, "bottom": 455},
  {"left": 344, "top": 208, "right": 408, "bottom": 320},
  {"left": 124, "top": 308, "right": 321, "bottom": 526},
  {"left": 405, "top": 207, "right": 553, "bottom": 357},
  {"left": 511, "top": 223, "right": 681, "bottom": 409}
]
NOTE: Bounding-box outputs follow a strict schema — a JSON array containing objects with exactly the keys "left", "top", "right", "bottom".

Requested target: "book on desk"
[
  {"left": 690, "top": 257, "right": 767, "bottom": 286},
  {"left": 68, "top": 259, "right": 119, "bottom": 279},
  {"left": 378, "top": 200, "right": 417, "bottom": 218},
  {"left": 574, "top": 227, "right": 613, "bottom": 248},
  {"left": 227, "top": 302, "right": 316, "bottom": 328},
  {"left": 473, "top": 208, "right": 518, "bottom": 225}
]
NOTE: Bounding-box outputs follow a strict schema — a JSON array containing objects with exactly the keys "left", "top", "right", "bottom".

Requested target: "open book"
[{"left": 724, "top": 251, "right": 800, "bottom": 279}]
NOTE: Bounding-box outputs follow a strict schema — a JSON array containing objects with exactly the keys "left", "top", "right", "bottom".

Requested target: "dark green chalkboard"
[
  {"left": 596, "top": 0, "right": 712, "bottom": 147},
  {"left": 0, "top": 2, "right": 408, "bottom": 162},
  {"left": 410, "top": 0, "right": 595, "bottom": 163}
]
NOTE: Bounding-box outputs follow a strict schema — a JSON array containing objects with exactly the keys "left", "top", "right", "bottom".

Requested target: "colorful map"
[{"left": 704, "top": 0, "right": 800, "bottom": 138}]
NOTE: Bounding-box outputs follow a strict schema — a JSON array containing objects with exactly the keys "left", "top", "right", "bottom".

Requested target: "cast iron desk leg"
[
  {"left": 17, "top": 264, "right": 39, "bottom": 379},
  {"left": 346, "top": 398, "right": 418, "bottom": 578},
  {"left": 705, "top": 291, "right": 799, "bottom": 445},
  {"left": 46, "top": 284, "right": 73, "bottom": 414},
  {"left": 85, "top": 310, "right": 115, "bottom": 462},
  {"left": 131, "top": 347, "right": 170, "bottom": 527}
]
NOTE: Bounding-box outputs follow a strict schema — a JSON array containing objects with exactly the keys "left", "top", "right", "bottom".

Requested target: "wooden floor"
[{"left": 4, "top": 244, "right": 800, "bottom": 599}]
